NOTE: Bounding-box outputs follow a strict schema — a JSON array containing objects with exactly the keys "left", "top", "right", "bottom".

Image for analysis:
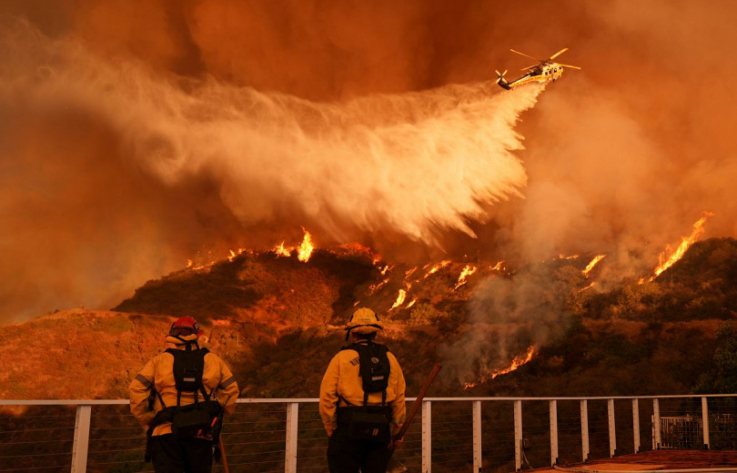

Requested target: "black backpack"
[
  {"left": 343, "top": 341, "right": 391, "bottom": 405},
  {"left": 339, "top": 341, "right": 393, "bottom": 442},
  {"left": 154, "top": 347, "right": 222, "bottom": 439}
]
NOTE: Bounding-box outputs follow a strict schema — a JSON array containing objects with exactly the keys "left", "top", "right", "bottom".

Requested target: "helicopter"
[{"left": 496, "top": 48, "right": 580, "bottom": 90}]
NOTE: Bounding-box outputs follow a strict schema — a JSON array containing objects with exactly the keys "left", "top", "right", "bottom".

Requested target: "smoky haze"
[{"left": 2, "top": 0, "right": 737, "bottom": 326}]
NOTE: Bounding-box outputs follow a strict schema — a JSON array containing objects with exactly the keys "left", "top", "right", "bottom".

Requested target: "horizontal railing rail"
[{"left": 1, "top": 394, "right": 737, "bottom": 473}]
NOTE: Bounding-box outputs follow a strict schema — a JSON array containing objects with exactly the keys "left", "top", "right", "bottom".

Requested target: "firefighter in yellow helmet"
[
  {"left": 319, "top": 308, "right": 407, "bottom": 473},
  {"left": 129, "top": 316, "right": 239, "bottom": 473}
]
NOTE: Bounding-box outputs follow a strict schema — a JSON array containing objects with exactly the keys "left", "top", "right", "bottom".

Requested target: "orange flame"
[
  {"left": 380, "top": 265, "right": 392, "bottom": 276},
  {"left": 390, "top": 289, "right": 407, "bottom": 310},
  {"left": 272, "top": 228, "right": 315, "bottom": 262},
  {"left": 583, "top": 254, "right": 606, "bottom": 276},
  {"left": 454, "top": 264, "right": 477, "bottom": 290},
  {"left": 228, "top": 248, "right": 247, "bottom": 262},
  {"left": 274, "top": 242, "right": 291, "bottom": 257},
  {"left": 463, "top": 346, "right": 536, "bottom": 390},
  {"left": 577, "top": 282, "right": 596, "bottom": 293},
  {"left": 424, "top": 260, "right": 451, "bottom": 279},
  {"left": 407, "top": 299, "right": 417, "bottom": 308},
  {"left": 491, "top": 260, "right": 505, "bottom": 271},
  {"left": 651, "top": 212, "right": 714, "bottom": 280},
  {"left": 368, "top": 278, "right": 390, "bottom": 295},
  {"left": 297, "top": 229, "right": 314, "bottom": 262}
]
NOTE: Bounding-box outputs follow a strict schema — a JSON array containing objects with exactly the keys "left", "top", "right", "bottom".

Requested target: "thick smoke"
[
  {"left": 441, "top": 0, "right": 737, "bottom": 383},
  {"left": 0, "top": 15, "right": 538, "bottom": 320}
]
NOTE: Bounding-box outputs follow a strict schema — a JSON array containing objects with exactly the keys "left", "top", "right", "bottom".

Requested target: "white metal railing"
[{"left": 1, "top": 394, "right": 737, "bottom": 473}]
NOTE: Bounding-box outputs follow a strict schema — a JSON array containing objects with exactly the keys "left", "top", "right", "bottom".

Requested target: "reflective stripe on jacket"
[
  {"left": 319, "top": 341, "right": 406, "bottom": 437},
  {"left": 129, "top": 344, "right": 239, "bottom": 436}
]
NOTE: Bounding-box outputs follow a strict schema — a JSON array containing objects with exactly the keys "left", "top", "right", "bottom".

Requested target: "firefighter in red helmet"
[{"left": 129, "top": 316, "right": 239, "bottom": 473}]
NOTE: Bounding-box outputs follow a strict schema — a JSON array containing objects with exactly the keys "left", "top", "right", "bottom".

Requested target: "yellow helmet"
[{"left": 345, "top": 307, "right": 384, "bottom": 338}]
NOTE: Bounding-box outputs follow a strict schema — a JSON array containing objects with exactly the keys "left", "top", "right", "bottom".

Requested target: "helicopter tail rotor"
[
  {"left": 495, "top": 69, "right": 510, "bottom": 88},
  {"left": 495, "top": 69, "right": 508, "bottom": 84}
]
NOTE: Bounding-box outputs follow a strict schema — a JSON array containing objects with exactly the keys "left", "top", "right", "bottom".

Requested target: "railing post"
[
  {"left": 514, "top": 400, "right": 523, "bottom": 471},
  {"left": 422, "top": 400, "right": 432, "bottom": 473},
  {"left": 285, "top": 402, "right": 299, "bottom": 473},
  {"left": 702, "top": 396, "right": 710, "bottom": 450},
  {"left": 608, "top": 399, "right": 617, "bottom": 457},
  {"left": 71, "top": 405, "right": 91, "bottom": 473},
  {"left": 580, "top": 399, "right": 589, "bottom": 462},
  {"left": 550, "top": 400, "right": 558, "bottom": 466},
  {"left": 653, "top": 398, "right": 661, "bottom": 450},
  {"left": 632, "top": 398, "right": 641, "bottom": 453},
  {"left": 473, "top": 401, "right": 482, "bottom": 473}
]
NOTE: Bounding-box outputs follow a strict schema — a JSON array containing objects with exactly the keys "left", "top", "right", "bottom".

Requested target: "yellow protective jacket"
[
  {"left": 129, "top": 340, "right": 239, "bottom": 436},
  {"left": 319, "top": 341, "right": 406, "bottom": 437}
]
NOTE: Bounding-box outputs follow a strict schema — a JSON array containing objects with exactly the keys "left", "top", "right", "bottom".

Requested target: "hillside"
[{"left": 3, "top": 238, "right": 737, "bottom": 401}]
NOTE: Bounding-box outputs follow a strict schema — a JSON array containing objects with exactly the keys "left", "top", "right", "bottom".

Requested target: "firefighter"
[
  {"left": 129, "top": 316, "right": 239, "bottom": 473},
  {"left": 319, "top": 308, "right": 407, "bottom": 473}
]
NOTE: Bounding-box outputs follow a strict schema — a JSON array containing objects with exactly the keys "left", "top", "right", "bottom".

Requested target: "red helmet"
[{"left": 169, "top": 316, "right": 204, "bottom": 338}]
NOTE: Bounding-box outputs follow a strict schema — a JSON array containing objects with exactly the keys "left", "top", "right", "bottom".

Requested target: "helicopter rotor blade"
[
  {"left": 557, "top": 63, "right": 581, "bottom": 70},
  {"left": 521, "top": 63, "right": 538, "bottom": 71},
  {"left": 510, "top": 49, "right": 542, "bottom": 62},
  {"left": 549, "top": 48, "right": 569, "bottom": 60}
]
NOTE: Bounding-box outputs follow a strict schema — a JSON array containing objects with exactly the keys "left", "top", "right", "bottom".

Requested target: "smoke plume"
[{"left": 0, "top": 15, "right": 538, "bottom": 320}]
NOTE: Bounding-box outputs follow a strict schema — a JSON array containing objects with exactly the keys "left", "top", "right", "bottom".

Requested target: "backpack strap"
[{"left": 156, "top": 389, "right": 167, "bottom": 409}]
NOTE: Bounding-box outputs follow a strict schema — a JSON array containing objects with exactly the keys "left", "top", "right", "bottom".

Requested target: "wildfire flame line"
[
  {"left": 390, "top": 289, "right": 407, "bottom": 310},
  {"left": 577, "top": 282, "right": 596, "bottom": 293},
  {"left": 424, "top": 260, "right": 451, "bottom": 279},
  {"left": 650, "top": 212, "right": 714, "bottom": 280},
  {"left": 454, "top": 264, "right": 477, "bottom": 290},
  {"left": 228, "top": 248, "right": 248, "bottom": 262},
  {"left": 368, "top": 278, "right": 390, "bottom": 295},
  {"left": 463, "top": 346, "right": 536, "bottom": 390},
  {"left": 583, "top": 254, "right": 606, "bottom": 276}
]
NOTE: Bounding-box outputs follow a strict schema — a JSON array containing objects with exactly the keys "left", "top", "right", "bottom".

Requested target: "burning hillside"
[{"left": 3, "top": 234, "right": 737, "bottom": 400}]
